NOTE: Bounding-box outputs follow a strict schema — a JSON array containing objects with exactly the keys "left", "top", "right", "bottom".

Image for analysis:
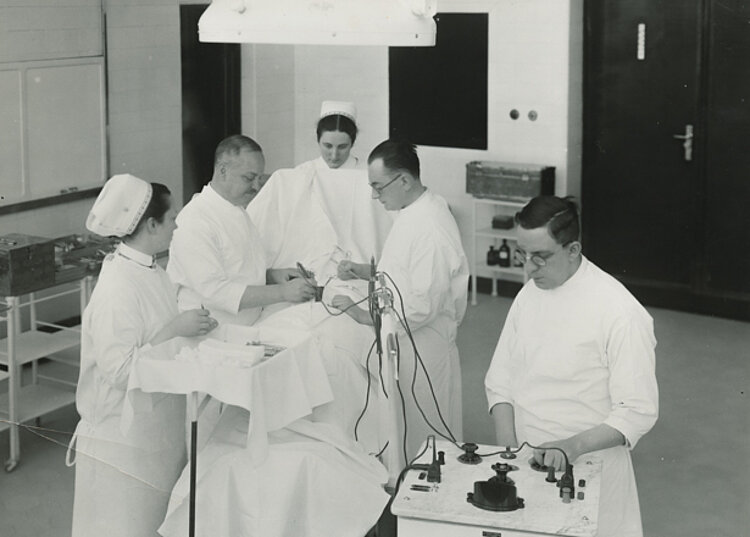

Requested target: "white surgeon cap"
[
  {"left": 86, "top": 174, "right": 153, "bottom": 237},
  {"left": 320, "top": 100, "right": 357, "bottom": 124}
]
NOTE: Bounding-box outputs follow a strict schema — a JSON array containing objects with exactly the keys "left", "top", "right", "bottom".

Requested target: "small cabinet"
[{"left": 470, "top": 197, "right": 527, "bottom": 305}]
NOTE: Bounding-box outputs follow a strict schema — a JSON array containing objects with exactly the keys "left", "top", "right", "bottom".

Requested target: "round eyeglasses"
[
  {"left": 513, "top": 245, "right": 568, "bottom": 267},
  {"left": 369, "top": 174, "right": 401, "bottom": 195}
]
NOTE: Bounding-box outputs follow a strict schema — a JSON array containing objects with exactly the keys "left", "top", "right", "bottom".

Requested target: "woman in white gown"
[
  {"left": 68, "top": 174, "right": 217, "bottom": 537},
  {"left": 248, "top": 101, "right": 392, "bottom": 283}
]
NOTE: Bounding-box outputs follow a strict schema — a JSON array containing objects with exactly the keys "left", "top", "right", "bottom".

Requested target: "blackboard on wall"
[
  {"left": 0, "top": 58, "right": 106, "bottom": 208},
  {"left": 389, "top": 13, "right": 489, "bottom": 150}
]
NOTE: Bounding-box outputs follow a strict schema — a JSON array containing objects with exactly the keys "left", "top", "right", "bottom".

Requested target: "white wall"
[
  {"left": 241, "top": 0, "right": 584, "bottom": 251},
  {"left": 1, "top": 0, "right": 583, "bottom": 256}
]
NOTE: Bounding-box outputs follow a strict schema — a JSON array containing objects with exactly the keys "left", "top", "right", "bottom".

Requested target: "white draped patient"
[
  {"left": 157, "top": 309, "right": 390, "bottom": 537},
  {"left": 159, "top": 414, "right": 389, "bottom": 537}
]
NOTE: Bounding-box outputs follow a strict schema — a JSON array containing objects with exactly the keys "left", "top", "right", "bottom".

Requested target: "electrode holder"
[
  {"left": 457, "top": 442, "right": 482, "bottom": 465},
  {"left": 467, "top": 462, "right": 525, "bottom": 512}
]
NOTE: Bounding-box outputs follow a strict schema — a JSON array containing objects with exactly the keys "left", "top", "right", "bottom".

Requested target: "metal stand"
[{"left": 187, "top": 393, "right": 199, "bottom": 537}]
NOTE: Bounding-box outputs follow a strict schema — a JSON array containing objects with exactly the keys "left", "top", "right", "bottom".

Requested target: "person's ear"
[
  {"left": 568, "top": 241, "right": 582, "bottom": 257},
  {"left": 146, "top": 216, "right": 159, "bottom": 234},
  {"left": 400, "top": 173, "right": 413, "bottom": 191}
]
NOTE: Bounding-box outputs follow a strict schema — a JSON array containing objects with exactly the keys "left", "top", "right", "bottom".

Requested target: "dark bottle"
[
  {"left": 498, "top": 239, "right": 511, "bottom": 267},
  {"left": 487, "top": 245, "right": 499, "bottom": 266}
]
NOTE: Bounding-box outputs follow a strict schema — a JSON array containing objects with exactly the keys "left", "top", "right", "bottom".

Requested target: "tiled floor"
[{"left": 1, "top": 295, "right": 748, "bottom": 536}]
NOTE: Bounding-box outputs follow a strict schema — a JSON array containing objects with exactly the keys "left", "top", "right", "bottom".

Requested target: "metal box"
[
  {"left": 466, "top": 161, "right": 555, "bottom": 202},
  {"left": 0, "top": 233, "right": 56, "bottom": 296}
]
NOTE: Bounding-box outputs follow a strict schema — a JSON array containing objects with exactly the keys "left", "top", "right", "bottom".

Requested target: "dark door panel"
[
  {"left": 584, "top": 0, "right": 703, "bottom": 287},
  {"left": 180, "top": 5, "right": 241, "bottom": 204},
  {"left": 702, "top": 1, "right": 750, "bottom": 297}
]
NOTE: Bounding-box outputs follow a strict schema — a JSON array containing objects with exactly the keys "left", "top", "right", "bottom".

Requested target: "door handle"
[{"left": 672, "top": 124, "right": 693, "bottom": 161}]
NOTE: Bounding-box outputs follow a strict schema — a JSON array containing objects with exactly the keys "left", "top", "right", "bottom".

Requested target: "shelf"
[
  {"left": 476, "top": 227, "right": 517, "bottom": 240},
  {"left": 0, "top": 370, "right": 8, "bottom": 382},
  {"left": 0, "top": 382, "right": 76, "bottom": 433},
  {"left": 44, "top": 352, "right": 80, "bottom": 368},
  {"left": 472, "top": 197, "right": 526, "bottom": 207},
  {"left": 0, "top": 328, "right": 81, "bottom": 367},
  {"left": 474, "top": 262, "right": 526, "bottom": 281}
]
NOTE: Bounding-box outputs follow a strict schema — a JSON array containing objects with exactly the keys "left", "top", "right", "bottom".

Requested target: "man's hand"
[
  {"left": 169, "top": 309, "right": 218, "bottom": 338},
  {"left": 330, "top": 294, "right": 371, "bottom": 325},
  {"left": 532, "top": 438, "right": 579, "bottom": 472},
  {"left": 331, "top": 294, "right": 356, "bottom": 313},
  {"left": 267, "top": 267, "right": 302, "bottom": 284},
  {"left": 337, "top": 260, "right": 366, "bottom": 280},
  {"left": 280, "top": 278, "right": 317, "bottom": 302}
]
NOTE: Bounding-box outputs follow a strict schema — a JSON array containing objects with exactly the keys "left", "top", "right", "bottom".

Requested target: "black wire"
[
  {"left": 393, "top": 336, "right": 409, "bottom": 466},
  {"left": 476, "top": 441, "right": 570, "bottom": 469},
  {"left": 374, "top": 441, "right": 389, "bottom": 459},
  {"left": 383, "top": 271, "right": 457, "bottom": 443},
  {"left": 392, "top": 439, "right": 433, "bottom": 496},
  {"left": 321, "top": 294, "right": 370, "bottom": 316},
  {"left": 354, "top": 338, "right": 377, "bottom": 442}
]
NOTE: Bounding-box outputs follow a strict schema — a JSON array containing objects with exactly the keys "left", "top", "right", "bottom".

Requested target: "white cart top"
[{"left": 392, "top": 440, "right": 602, "bottom": 537}]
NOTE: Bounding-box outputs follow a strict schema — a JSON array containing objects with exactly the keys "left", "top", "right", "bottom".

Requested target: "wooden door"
[{"left": 583, "top": 0, "right": 750, "bottom": 319}]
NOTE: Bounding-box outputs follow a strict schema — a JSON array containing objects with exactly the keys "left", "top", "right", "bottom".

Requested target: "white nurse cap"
[
  {"left": 86, "top": 174, "right": 153, "bottom": 237},
  {"left": 319, "top": 100, "right": 357, "bottom": 124}
]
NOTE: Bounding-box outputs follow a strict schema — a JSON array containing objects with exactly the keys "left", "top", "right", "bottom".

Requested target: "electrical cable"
[
  {"left": 354, "top": 338, "right": 377, "bottom": 441},
  {"left": 475, "top": 441, "right": 570, "bottom": 469},
  {"left": 392, "top": 335, "right": 409, "bottom": 466}
]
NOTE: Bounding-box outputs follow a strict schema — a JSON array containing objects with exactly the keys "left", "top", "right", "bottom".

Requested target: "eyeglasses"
[
  {"left": 514, "top": 246, "right": 566, "bottom": 267},
  {"left": 370, "top": 174, "right": 401, "bottom": 195}
]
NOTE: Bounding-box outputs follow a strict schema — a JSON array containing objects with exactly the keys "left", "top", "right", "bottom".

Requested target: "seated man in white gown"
[
  {"left": 167, "top": 135, "right": 318, "bottom": 326},
  {"left": 247, "top": 101, "right": 393, "bottom": 283}
]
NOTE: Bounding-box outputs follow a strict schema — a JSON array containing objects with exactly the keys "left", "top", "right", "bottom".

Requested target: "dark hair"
[
  {"left": 214, "top": 135, "right": 263, "bottom": 167},
  {"left": 316, "top": 114, "right": 357, "bottom": 144},
  {"left": 368, "top": 140, "right": 420, "bottom": 178},
  {"left": 515, "top": 195, "right": 580, "bottom": 245},
  {"left": 128, "top": 183, "right": 171, "bottom": 237}
]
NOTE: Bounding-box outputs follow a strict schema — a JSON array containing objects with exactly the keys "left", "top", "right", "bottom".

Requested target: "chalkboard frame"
[{"left": 0, "top": 57, "right": 107, "bottom": 212}]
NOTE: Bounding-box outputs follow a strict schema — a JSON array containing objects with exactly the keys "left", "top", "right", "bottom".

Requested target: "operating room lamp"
[{"left": 198, "top": 0, "right": 437, "bottom": 46}]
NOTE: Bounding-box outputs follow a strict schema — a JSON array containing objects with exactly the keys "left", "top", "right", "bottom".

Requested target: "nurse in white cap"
[
  {"left": 309, "top": 100, "right": 360, "bottom": 170},
  {"left": 248, "top": 101, "right": 392, "bottom": 284},
  {"left": 69, "top": 174, "right": 217, "bottom": 537}
]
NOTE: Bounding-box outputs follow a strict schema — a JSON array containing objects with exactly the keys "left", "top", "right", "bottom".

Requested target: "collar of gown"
[
  {"left": 203, "top": 183, "right": 245, "bottom": 211},
  {"left": 117, "top": 242, "right": 155, "bottom": 268},
  {"left": 313, "top": 155, "right": 359, "bottom": 172},
  {"left": 398, "top": 187, "right": 429, "bottom": 216},
  {"left": 541, "top": 254, "right": 590, "bottom": 294}
]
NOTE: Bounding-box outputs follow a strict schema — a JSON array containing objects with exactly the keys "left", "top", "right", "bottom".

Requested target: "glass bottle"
[
  {"left": 498, "top": 239, "right": 511, "bottom": 267},
  {"left": 487, "top": 245, "right": 499, "bottom": 266}
]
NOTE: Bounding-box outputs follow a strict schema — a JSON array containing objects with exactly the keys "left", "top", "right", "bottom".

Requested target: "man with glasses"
[
  {"left": 485, "top": 195, "right": 658, "bottom": 537},
  {"left": 332, "top": 139, "right": 470, "bottom": 459},
  {"left": 168, "top": 135, "right": 317, "bottom": 326}
]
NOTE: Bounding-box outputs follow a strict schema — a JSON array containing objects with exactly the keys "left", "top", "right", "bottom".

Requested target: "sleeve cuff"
[{"left": 486, "top": 391, "right": 512, "bottom": 415}]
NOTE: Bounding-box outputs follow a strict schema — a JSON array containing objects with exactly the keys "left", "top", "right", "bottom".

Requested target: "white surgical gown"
[
  {"left": 168, "top": 184, "right": 267, "bottom": 325},
  {"left": 485, "top": 256, "right": 659, "bottom": 537},
  {"left": 376, "top": 189, "right": 469, "bottom": 458},
  {"left": 248, "top": 156, "right": 393, "bottom": 281},
  {"left": 69, "top": 244, "right": 187, "bottom": 537}
]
